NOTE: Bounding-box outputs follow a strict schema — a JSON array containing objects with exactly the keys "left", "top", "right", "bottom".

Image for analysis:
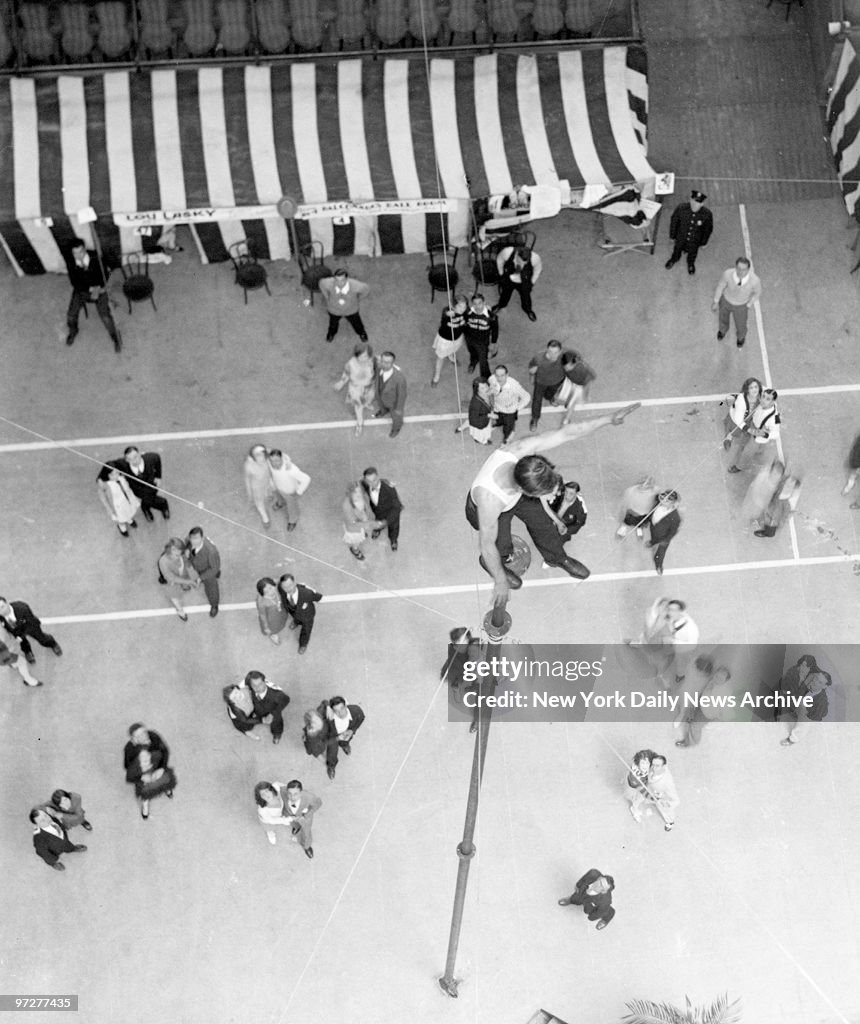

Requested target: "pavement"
[{"left": 2, "top": 7, "right": 860, "bottom": 1024}]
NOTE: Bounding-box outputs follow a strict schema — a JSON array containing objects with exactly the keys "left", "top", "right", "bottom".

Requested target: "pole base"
[{"left": 438, "top": 976, "right": 459, "bottom": 998}]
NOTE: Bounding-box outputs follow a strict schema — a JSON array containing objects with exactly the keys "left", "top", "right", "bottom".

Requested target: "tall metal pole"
[{"left": 438, "top": 598, "right": 512, "bottom": 999}]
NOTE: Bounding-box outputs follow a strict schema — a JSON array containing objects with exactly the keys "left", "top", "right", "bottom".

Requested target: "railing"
[{"left": 0, "top": 0, "right": 637, "bottom": 73}]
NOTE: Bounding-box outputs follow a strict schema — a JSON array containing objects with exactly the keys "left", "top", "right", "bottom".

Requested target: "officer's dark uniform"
[{"left": 665, "top": 190, "right": 714, "bottom": 275}]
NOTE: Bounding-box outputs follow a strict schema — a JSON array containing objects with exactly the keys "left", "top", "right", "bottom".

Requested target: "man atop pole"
[{"left": 465, "top": 403, "right": 640, "bottom": 602}]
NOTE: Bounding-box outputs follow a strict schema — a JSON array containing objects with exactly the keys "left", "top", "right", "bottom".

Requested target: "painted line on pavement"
[
  {"left": 2, "top": 384, "right": 860, "bottom": 453},
  {"left": 40, "top": 551, "right": 859, "bottom": 625}
]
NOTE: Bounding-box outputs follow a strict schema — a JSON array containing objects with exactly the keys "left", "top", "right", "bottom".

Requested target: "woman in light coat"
[
  {"left": 157, "top": 537, "right": 199, "bottom": 621},
  {"left": 244, "top": 443, "right": 274, "bottom": 529},
  {"left": 342, "top": 482, "right": 384, "bottom": 561}
]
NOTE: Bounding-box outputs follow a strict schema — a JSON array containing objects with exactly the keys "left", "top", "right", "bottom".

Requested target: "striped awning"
[
  {"left": 827, "top": 37, "right": 860, "bottom": 215},
  {"left": 0, "top": 46, "right": 656, "bottom": 275}
]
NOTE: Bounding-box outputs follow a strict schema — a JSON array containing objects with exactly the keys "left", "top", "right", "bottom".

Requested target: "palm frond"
[
  {"left": 699, "top": 994, "right": 742, "bottom": 1024},
  {"left": 621, "top": 999, "right": 690, "bottom": 1024}
]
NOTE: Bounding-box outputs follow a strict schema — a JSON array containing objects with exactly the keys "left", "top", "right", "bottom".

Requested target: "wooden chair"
[
  {"left": 297, "top": 241, "right": 333, "bottom": 306},
  {"left": 471, "top": 237, "right": 503, "bottom": 293},
  {"left": 121, "top": 252, "right": 157, "bottom": 314},
  {"left": 230, "top": 241, "right": 271, "bottom": 304},
  {"left": 427, "top": 244, "right": 459, "bottom": 302}
]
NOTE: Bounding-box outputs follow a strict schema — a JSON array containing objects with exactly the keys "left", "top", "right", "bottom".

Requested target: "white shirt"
[
  {"left": 752, "top": 403, "right": 780, "bottom": 444},
  {"left": 650, "top": 504, "right": 672, "bottom": 527},
  {"left": 269, "top": 461, "right": 310, "bottom": 495},
  {"left": 368, "top": 483, "right": 381, "bottom": 505},
  {"left": 489, "top": 375, "right": 531, "bottom": 414},
  {"left": 34, "top": 820, "right": 64, "bottom": 840},
  {"left": 330, "top": 709, "right": 352, "bottom": 735},
  {"left": 381, "top": 368, "right": 393, "bottom": 383}
]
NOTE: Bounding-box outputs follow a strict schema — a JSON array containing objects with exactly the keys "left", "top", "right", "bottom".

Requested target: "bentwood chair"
[
  {"left": 229, "top": 240, "right": 271, "bottom": 304},
  {"left": 427, "top": 244, "right": 459, "bottom": 302},
  {"left": 297, "top": 241, "right": 333, "bottom": 306},
  {"left": 121, "top": 252, "right": 157, "bottom": 314}
]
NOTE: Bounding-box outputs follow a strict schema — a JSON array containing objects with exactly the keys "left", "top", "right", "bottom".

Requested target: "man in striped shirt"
[
  {"left": 712, "top": 257, "right": 762, "bottom": 348},
  {"left": 489, "top": 365, "right": 531, "bottom": 442}
]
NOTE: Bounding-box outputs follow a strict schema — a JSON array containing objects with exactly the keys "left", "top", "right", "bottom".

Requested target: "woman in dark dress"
[
  {"left": 455, "top": 378, "right": 495, "bottom": 445},
  {"left": 123, "top": 723, "right": 176, "bottom": 819}
]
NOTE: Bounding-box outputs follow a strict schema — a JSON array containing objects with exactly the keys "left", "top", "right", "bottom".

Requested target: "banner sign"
[
  {"left": 294, "top": 198, "right": 452, "bottom": 218},
  {"left": 112, "top": 197, "right": 452, "bottom": 226},
  {"left": 113, "top": 205, "right": 275, "bottom": 226}
]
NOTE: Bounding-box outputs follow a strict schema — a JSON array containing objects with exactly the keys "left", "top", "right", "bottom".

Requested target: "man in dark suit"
[
  {"left": 648, "top": 489, "right": 682, "bottom": 576},
  {"left": 278, "top": 574, "right": 322, "bottom": 655},
  {"left": 665, "top": 190, "right": 714, "bottom": 275},
  {"left": 374, "top": 351, "right": 407, "bottom": 438},
  {"left": 320, "top": 696, "right": 365, "bottom": 780},
  {"left": 362, "top": 466, "right": 403, "bottom": 551},
  {"left": 282, "top": 780, "right": 322, "bottom": 859},
  {"left": 65, "top": 238, "right": 122, "bottom": 352},
  {"left": 30, "top": 807, "right": 87, "bottom": 871},
  {"left": 119, "top": 446, "right": 170, "bottom": 521},
  {"left": 557, "top": 868, "right": 615, "bottom": 929},
  {"left": 0, "top": 597, "right": 62, "bottom": 664},
  {"left": 247, "top": 671, "right": 290, "bottom": 744},
  {"left": 186, "top": 528, "right": 221, "bottom": 617}
]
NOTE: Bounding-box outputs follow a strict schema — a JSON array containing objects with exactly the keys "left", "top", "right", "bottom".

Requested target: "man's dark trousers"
[
  {"left": 201, "top": 576, "right": 220, "bottom": 613},
  {"left": 67, "top": 292, "right": 120, "bottom": 345},
  {"left": 496, "top": 279, "right": 533, "bottom": 315},
  {"left": 327, "top": 312, "right": 367, "bottom": 339},
  {"left": 465, "top": 493, "right": 567, "bottom": 565},
  {"left": 5, "top": 621, "right": 57, "bottom": 659},
  {"left": 531, "top": 382, "right": 560, "bottom": 423},
  {"left": 464, "top": 336, "right": 491, "bottom": 377}
]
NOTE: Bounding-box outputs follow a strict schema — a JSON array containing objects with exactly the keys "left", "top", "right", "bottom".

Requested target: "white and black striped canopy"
[
  {"left": 0, "top": 46, "right": 656, "bottom": 274},
  {"left": 827, "top": 37, "right": 860, "bottom": 217}
]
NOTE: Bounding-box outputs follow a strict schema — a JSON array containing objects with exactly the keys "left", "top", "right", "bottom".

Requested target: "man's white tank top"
[{"left": 469, "top": 449, "right": 520, "bottom": 512}]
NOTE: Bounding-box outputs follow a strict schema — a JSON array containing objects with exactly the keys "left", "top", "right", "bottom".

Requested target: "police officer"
[{"left": 665, "top": 190, "right": 713, "bottom": 275}]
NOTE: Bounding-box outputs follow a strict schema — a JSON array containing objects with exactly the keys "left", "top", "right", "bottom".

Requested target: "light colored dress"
[
  {"left": 341, "top": 355, "right": 376, "bottom": 409},
  {"left": 102, "top": 477, "right": 141, "bottom": 524},
  {"left": 244, "top": 457, "right": 273, "bottom": 509},
  {"left": 158, "top": 551, "right": 198, "bottom": 594},
  {"left": 342, "top": 492, "right": 373, "bottom": 546}
]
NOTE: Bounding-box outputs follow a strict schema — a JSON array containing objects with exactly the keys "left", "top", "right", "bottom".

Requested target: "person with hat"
[
  {"left": 319, "top": 268, "right": 370, "bottom": 342},
  {"left": 665, "top": 190, "right": 713, "bottom": 275}
]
